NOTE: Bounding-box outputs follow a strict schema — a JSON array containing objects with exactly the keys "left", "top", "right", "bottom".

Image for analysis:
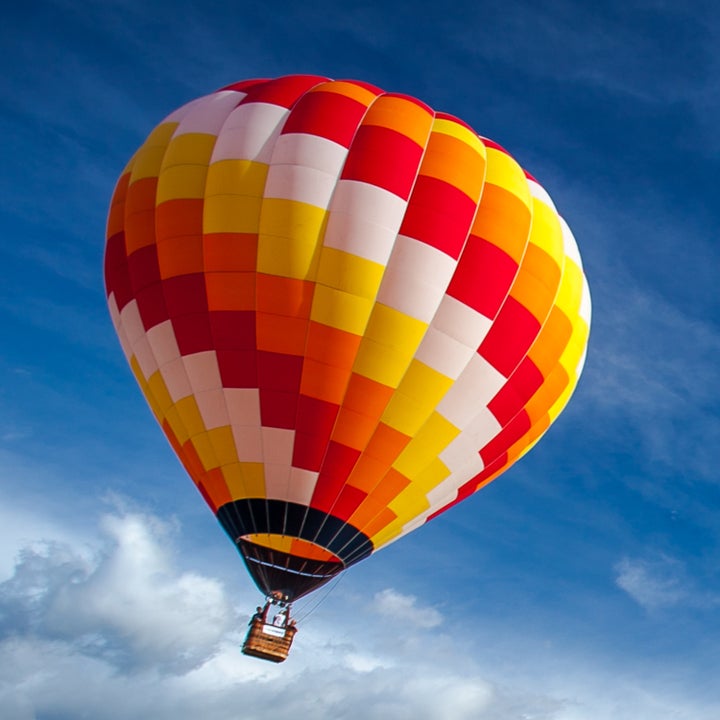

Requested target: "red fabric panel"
[
  {"left": 260, "top": 390, "right": 298, "bottom": 428},
  {"left": 341, "top": 125, "right": 423, "bottom": 200},
  {"left": 216, "top": 349, "right": 257, "bottom": 388},
  {"left": 311, "top": 442, "right": 362, "bottom": 511},
  {"left": 480, "top": 410, "right": 532, "bottom": 466},
  {"left": 172, "top": 313, "right": 214, "bottom": 355},
  {"left": 293, "top": 396, "right": 340, "bottom": 471},
  {"left": 488, "top": 357, "right": 544, "bottom": 426},
  {"left": 332, "top": 485, "right": 368, "bottom": 520},
  {"left": 135, "top": 283, "right": 168, "bottom": 331},
  {"left": 162, "top": 273, "right": 208, "bottom": 317},
  {"left": 281, "top": 91, "right": 369, "bottom": 147},
  {"left": 399, "top": 176, "right": 476, "bottom": 259},
  {"left": 127, "top": 245, "right": 160, "bottom": 293},
  {"left": 208, "top": 311, "right": 256, "bottom": 350},
  {"left": 104, "top": 233, "right": 133, "bottom": 310},
  {"left": 479, "top": 296, "right": 541, "bottom": 375},
  {"left": 239, "top": 74, "right": 328, "bottom": 108},
  {"left": 447, "top": 235, "right": 518, "bottom": 318},
  {"left": 257, "top": 351, "right": 303, "bottom": 392}
]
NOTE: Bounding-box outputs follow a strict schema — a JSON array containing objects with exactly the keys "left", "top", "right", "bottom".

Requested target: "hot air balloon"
[{"left": 104, "top": 74, "right": 591, "bottom": 662}]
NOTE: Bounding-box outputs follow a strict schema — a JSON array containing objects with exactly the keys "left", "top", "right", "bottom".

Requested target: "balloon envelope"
[{"left": 105, "top": 75, "right": 591, "bottom": 601}]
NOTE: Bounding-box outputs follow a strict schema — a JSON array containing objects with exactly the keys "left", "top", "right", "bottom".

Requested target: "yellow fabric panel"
[
  {"left": 128, "top": 123, "right": 178, "bottom": 182},
  {"left": 191, "top": 432, "right": 221, "bottom": 471},
  {"left": 381, "top": 360, "right": 454, "bottom": 435},
  {"left": 388, "top": 485, "right": 430, "bottom": 518},
  {"left": 163, "top": 403, "right": 193, "bottom": 445},
  {"left": 257, "top": 199, "right": 327, "bottom": 279},
  {"left": 248, "top": 533, "right": 295, "bottom": 553},
  {"left": 432, "top": 117, "right": 486, "bottom": 156},
  {"left": 162, "top": 132, "right": 216, "bottom": 168},
  {"left": 316, "top": 247, "right": 385, "bottom": 299},
  {"left": 224, "top": 462, "right": 266, "bottom": 499},
  {"left": 309, "top": 80, "right": 378, "bottom": 106},
  {"left": 310, "top": 284, "right": 374, "bottom": 335},
  {"left": 362, "top": 96, "right": 433, "bottom": 146},
  {"left": 204, "top": 194, "right": 264, "bottom": 234},
  {"left": 129, "top": 356, "right": 163, "bottom": 425},
  {"left": 392, "top": 411, "right": 459, "bottom": 479},
  {"left": 352, "top": 305, "right": 427, "bottom": 387},
  {"left": 484, "top": 147, "right": 532, "bottom": 210},
  {"left": 156, "top": 164, "right": 208, "bottom": 202},
  {"left": 554, "top": 257, "right": 585, "bottom": 316},
  {"left": 527, "top": 197, "right": 564, "bottom": 261},
  {"left": 207, "top": 425, "right": 240, "bottom": 466},
  {"left": 173, "top": 395, "right": 207, "bottom": 438},
  {"left": 205, "top": 159, "right": 268, "bottom": 197},
  {"left": 407, "top": 458, "right": 452, "bottom": 497},
  {"left": 146, "top": 370, "right": 174, "bottom": 418}
]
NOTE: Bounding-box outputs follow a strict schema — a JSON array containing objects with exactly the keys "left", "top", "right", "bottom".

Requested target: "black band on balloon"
[
  {"left": 216, "top": 499, "right": 375, "bottom": 601},
  {"left": 217, "top": 498, "right": 374, "bottom": 564}
]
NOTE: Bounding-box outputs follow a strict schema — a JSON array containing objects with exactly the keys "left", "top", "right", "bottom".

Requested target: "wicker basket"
[{"left": 242, "top": 619, "right": 298, "bottom": 663}]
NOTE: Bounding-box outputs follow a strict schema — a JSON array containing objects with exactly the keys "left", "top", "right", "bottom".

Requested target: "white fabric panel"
[
  {"left": 173, "top": 91, "right": 242, "bottom": 136},
  {"left": 108, "top": 295, "right": 133, "bottom": 362},
  {"left": 331, "top": 180, "right": 407, "bottom": 230},
  {"left": 415, "top": 326, "right": 475, "bottom": 380},
  {"left": 224, "top": 388, "right": 261, "bottom": 426},
  {"left": 286, "top": 468, "right": 319, "bottom": 505},
  {"left": 183, "top": 351, "right": 223, "bottom": 392},
  {"left": 261, "top": 427, "right": 294, "bottom": 465},
  {"left": 439, "top": 406, "right": 500, "bottom": 466},
  {"left": 264, "top": 463, "right": 292, "bottom": 501},
  {"left": 376, "top": 235, "right": 456, "bottom": 322},
  {"left": 323, "top": 211, "right": 400, "bottom": 266},
  {"left": 194, "top": 388, "right": 231, "bottom": 430},
  {"left": 161, "top": 95, "right": 211, "bottom": 124},
  {"left": 437, "top": 354, "right": 506, "bottom": 426},
  {"left": 231, "top": 425, "right": 263, "bottom": 462},
  {"left": 272, "top": 132, "right": 348, "bottom": 175},
  {"left": 580, "top": 278, "right": 592, "bottom": 325},
  {"left": 131, "top": 335, "right": 158, "bottom": 380},
  {"left": 264, "top": 164, "right": 339, "bottom": 209},
  {"left": 426, "top": 458, "right": 485, "bottom": 509},
  {"left": 528, "top": 178, "right": 556, "bottom": 210},
  {"left": 146, "top": 319, "right": 181, "bottom": 368},
  {"left": 210, "top": 103, "right": 289, "bottom": 163},
  {"left": 159, "top": 357, "right": 193, "bottom": 402},
  {"left": 431, "top": 295, "right": 493, "bottom": 348},
  {"left": 560, "top": 217, "right": 583, "bottom": 268},
  {"left": 118, "top": 299, "right": 146, "bottom": 346}
]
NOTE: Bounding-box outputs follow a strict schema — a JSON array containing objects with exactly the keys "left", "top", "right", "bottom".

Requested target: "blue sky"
[{"left": 2, "top": 0, "right": 720, "bottom": 717}]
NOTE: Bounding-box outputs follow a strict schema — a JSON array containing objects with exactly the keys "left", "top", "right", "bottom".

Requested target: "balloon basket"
[{"left": 242, "top": 619, "right": 298, "bottom": 663}]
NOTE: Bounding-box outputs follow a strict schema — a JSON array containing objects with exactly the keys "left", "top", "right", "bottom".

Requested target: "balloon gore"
[{"left": 104, "top": 75, "right": 591, "bottom": 601}]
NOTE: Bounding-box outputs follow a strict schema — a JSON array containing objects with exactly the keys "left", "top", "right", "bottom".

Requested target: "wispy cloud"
[
  {"left": 614, "top": 554, "right": 720, "bottom": 612},
  {"left": 372, "top": 588, "right": 444, "bottom": 629}
]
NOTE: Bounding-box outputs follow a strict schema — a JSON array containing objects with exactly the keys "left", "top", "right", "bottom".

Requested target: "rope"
[{"left": 293, "top": 573, "right": 344, "bottom": 624}]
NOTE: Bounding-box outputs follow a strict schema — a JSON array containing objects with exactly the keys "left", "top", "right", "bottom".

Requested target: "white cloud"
[
  {"left": 614, "top": 555, "right": 685, "bottom": 611},
  {"left": 0, "top": 510, "right": 234, "bottom": 675},
  {"left": 614, "top": 554, "right": 720, "bottom": 612},
  {"left": 2, "top": 505, "right": 720, "bottom": 720},
  {"left": 372, "top": 588, "right": 444, "bottom": 629}
]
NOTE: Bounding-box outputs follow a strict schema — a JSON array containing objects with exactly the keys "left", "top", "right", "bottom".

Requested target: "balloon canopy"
[{"left": 105, "top": 75, "right": 591, "bottom": 601}]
